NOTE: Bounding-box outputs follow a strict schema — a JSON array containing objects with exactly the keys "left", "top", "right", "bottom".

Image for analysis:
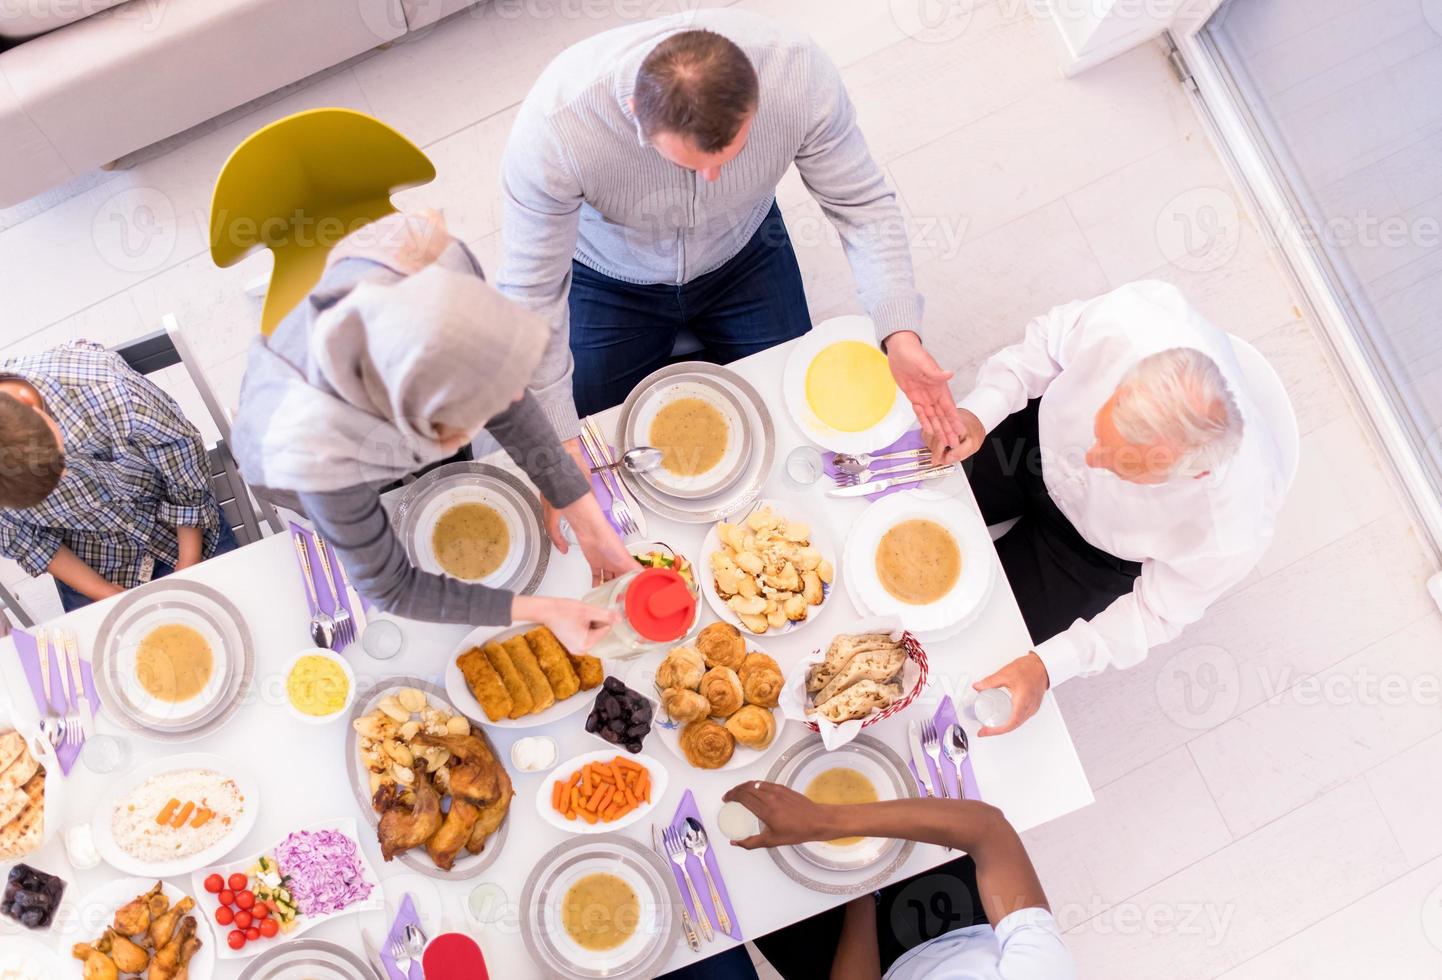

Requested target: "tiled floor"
[{"left": 3, "top": 1, "right": 1441, "bottom": 976}]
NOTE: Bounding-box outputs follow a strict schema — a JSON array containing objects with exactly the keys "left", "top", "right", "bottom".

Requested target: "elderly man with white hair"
[{"left": 942, "top": 280, "right": 1287, "bottom": 735}]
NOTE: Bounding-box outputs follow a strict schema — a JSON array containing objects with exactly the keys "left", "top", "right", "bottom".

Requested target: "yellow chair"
[{"left": 209, "top": 108, "right": 436, "bottom": 334}]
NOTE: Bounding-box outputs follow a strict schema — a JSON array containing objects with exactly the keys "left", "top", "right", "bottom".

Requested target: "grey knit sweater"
[{"left": 497, "top": 8, "right": 924, "bottom": 441}]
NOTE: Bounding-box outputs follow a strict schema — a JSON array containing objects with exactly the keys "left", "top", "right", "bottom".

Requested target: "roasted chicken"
[
  {"left": 149, "top": 915, "right": 199, "bottom": 980},
  {"left": 70, "top": 943, "right": 119, "bottom": 980},
  {"left": 149, "top": 894, "right": 194, "bottom": 950},
  {"left": 467, "top": 764, "right": 513, "bottom": 853},
  {"left": 413, "top": 733, "right": 501, "bottom": 805},
  {"left": 375, "top": 766, "right": 443, "bottom": 861},
  {"left": 426, "top": 798, "right": 480, "bottom": 870},
  {"left": 111, "top": 880, "right": 162, "bottom": 936},
  {"left": 97, "top": 928, "right": 149, "bottom": 974}
]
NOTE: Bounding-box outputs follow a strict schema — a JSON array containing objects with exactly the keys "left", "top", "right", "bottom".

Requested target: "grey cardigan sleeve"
[
  {"left": 298, "top": 485, "right": 513, "bottom": 626},
  {"left": 484, "top": 391, "right": 591, "bottom": 508}
]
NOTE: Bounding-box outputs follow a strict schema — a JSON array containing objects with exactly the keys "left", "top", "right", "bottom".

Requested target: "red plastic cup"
[{"left": 420, "top": 933, "right": 488, "bottom": 980}]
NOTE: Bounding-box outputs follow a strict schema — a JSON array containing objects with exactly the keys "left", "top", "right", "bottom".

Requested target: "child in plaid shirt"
[{"left": 0, "top": 341, "right": 236, "bottom": 611}]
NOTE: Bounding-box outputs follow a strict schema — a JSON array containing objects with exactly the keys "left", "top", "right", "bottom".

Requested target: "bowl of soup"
[
  {"left": 115, "top": 608, "right": 230, "bottom": 724},
  {"left": 414, "top": 486, "right": 527, "bottom": 587},
  {"left": 626, "top": 377, "right": 751, "bottom": 499},
  {"left": 792, "top": 754, "right": 898, "bottom": 872}
]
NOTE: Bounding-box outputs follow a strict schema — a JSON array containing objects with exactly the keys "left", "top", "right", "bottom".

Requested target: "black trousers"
[
  {"left": 752, "top": 856, "right": 989, "bottom": 979},
  {"left": 966, "top": 399, "right": 1142, "bottom": 646}
]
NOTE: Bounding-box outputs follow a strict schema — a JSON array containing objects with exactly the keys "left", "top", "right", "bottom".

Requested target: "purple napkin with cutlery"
[
  {"left": 577, "top": 434, "right": 627, "bottom": 537},
  {"left": 905, "top": 695, "right": 982, "bottom": 801},
  {"left": 11, "top": 628, "right": 99, "bottom": 776},
  {"left": 668, "top": 790, "right": 743, "bottom": 941},
  {"left": 381, "top": 892, "right": 424, "bottom": 980},
  {"left": 822, "top": 429, "right": 930, "bottom": 499},
  {"left": 289, "top": 523, "right": 371, "bottom": 644}
]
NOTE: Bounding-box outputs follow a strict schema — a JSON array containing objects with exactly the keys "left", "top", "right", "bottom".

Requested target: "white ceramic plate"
[
  {"left": 782, "top": 316, "right": 915, "bottom": 454},
  {"left": 112, "top": 605, "right": 231, "bottom": 722},
  {"left": 188, "top": 818, "right": 384, "bottom": 961},
  {"left": 0, "top": 934, "right": 66, "bottom": 979},
  {"left": 788, "top": 749, "right": 901, "bottom": 872},
  {"left": 622, "top": 656, "right": 794, "bottom": 774},
  {"left": 699, "top": 500, "right": 837, "bottom": 637},
  {"left": 412, "top": 483, "right": 527, "bottom": 587},
  {"left": 444, "top": 623, "right": 603, "bottom": 731},
  {"left": 842, "top": 490, "right": 996, "bottom": 635},
  {"left": 534, "top": 750, "right": 667, "bottom": 835},
  {"left": 625, "top": 376, "right": 750, "bottom": 499},
  {"left": 65, "top": 877, "right": 218, "bottom": 979},
  {"left": 92, "top": 752, "right": 261, "bottom": 878}
]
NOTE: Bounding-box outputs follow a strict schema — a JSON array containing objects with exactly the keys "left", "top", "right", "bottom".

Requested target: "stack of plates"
[
  {"left": 763, "top": 735, "right": 916, "bottom": 895},
  {"left": 394, "top": 462, "right": 549, "bottom": 596},
  {"left": 520, "top": 834, "right": 679, "bottom": 980},
  {"left": 93, "top": 580, "right": 255, "bottom": 741},
  {"left": 614, "top": 362, "right": 776, "bottom": 524},
  {"left": 236, "top": 939, "right": 379, "bottom": 980},
  {"left": 843, "top": 490, "right": 997, "bottom": 643}
]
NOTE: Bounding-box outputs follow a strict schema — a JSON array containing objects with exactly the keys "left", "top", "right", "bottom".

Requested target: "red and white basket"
[{"left": 800, "top": 629, "right": 930, "bottom": 734}]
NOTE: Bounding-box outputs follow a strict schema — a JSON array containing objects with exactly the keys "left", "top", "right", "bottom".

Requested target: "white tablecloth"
[{"left": 0, "top": 338, "right": 1092, "bottom": 978}]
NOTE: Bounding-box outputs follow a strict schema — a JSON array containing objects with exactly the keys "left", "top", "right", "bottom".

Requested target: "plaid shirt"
[{"left": 0, "top": 341, "right": 220, "bottom": 588}]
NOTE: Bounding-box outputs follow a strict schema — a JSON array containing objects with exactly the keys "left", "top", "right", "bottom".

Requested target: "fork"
[
  {"left": 579, "top": 419, "right": 640, "bottom": 538},
  {"left": 664, "top": 826, "right": 714, "bottom": 942},
  {"left": 386, "top": 934, "right": 413, "bottom": 975},
  {"left": 313, "top": 537, "right": 353, "bottom": 649},
  {"left": 832, "top": 459, "right": 936, "bottom": 488},
  {"left": 922, "top": 721, "right": 950, "bottom": 800},
  {"left": 832, "top": 446, "right": 932, "bottom": 475}
]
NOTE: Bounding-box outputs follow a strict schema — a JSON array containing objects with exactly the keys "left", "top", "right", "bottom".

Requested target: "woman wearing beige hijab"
[{"left": 234, "top": 212, "right": 633, "bottom": 650}]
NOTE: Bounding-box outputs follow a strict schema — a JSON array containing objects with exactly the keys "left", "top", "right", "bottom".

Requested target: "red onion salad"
[{"left": 273, "top": 829, "right": 374, "bottom": 917}]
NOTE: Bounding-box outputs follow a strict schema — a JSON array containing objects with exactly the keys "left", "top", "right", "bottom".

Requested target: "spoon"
[
  {"left": 590, "top": 446, "right": 664, "bottom": 475},
  {"left": 941, "top": 723, "right": 969, "bottom": 799},
  {"left": 293, "top": 535, "right": 336, "bottom": 649}
]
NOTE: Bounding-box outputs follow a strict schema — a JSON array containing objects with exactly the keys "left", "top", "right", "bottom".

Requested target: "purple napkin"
[
  {"left": 905, "top": 695, "right": 982, "bottom": 801},
  {"left": 822, "top": 429, "right": 930, "bottom": 499},
  {"left": 668, "top": 790, "right": 743, "bottom": 941},
  {"left": 11, "top": 628, "right": 99, "bottom": 776},
  {"left": 576, "top": 435, "right": 628, "bottom": 537},
  {"left": 381, "top": 892, "right": 424, "bottom": 980},
  {"left": 289, "top": 523, "right": 371, "bottom": 647}
]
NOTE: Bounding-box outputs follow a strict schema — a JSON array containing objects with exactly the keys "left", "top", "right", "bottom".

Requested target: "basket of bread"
[
  {"left": 780, "top": 617, "right": 928, "bottom": 748},
  {"left": 0, "top": 730, "right": 55, "bottom": 864}
]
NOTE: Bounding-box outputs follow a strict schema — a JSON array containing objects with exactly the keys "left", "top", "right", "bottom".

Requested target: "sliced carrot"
[
  {"left": 552, "top": 782, "right": 565, "bottom": 811},
  {"left": 190, "top": 807, "right": 214, "bottom": 828},
  {"left": 156, "top": 799, "right": 179, "bottom": 825},
  {"left": 171, "top": 801, "right": 196, "bottom": 829},
  {"left": 579, "top": 808, "right": 598, "bottom": 825}
]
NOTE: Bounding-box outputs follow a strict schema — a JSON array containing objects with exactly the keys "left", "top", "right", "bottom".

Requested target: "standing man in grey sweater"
[{"left": 498, "top": 9, "right": 966, "bottom": 542}]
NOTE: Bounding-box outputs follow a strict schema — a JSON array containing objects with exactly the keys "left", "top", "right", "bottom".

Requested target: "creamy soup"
[
  {"left": 805, "top": 340, "right": 897, "bottom": 433},
  {"left": 804, "top": 767, "right": 879, "bottom": 846},
  {"left": 561, "top": 872, "right": 640, "bottom": 952},
  {"left": 875, "top": 519, "right": 961, "bottom": 605},
  {"left": 650, "top": 397, "right": 728, "bottom": 477},
  {"left": 135, "top": 624, "right": 214, "bottom": 704},
  {"left": 433, "top": 502, "right": 510, "bottom": 581}
]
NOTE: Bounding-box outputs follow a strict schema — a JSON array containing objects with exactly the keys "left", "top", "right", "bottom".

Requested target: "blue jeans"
[
  {"left": 56, "top": 521, "right": 240, "bottom": 613},
  {"left": 657, "top": 946, "right": 760, "bottom": 980},
  {"left": 568, "top": 201, "right": 813, "bottom": 417}
]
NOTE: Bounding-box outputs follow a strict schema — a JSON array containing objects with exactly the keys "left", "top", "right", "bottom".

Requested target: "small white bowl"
[{"left": 280, "top": 649, "right": 357, "bottom": 724}]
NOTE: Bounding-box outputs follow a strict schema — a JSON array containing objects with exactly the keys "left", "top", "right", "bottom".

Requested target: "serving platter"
[
  {"left": 842, "top": 489, "right": 996, "bottom": 637},
  {"left": 519, "top": 834, "right": 680, "bottom": 980},
  {"left": 92, "top": 751, "right": 261, "bottom": 878},
  {"left": 65, "top": 877, "right": 218, "bottom": 979},
  {"left": 393, "top": 461, "right": 549, "bottom": 596},
  {"left": 189, "top": 817, "right": 384, "bottom": 961},
  {"left": 613, "top": 362, "right": 776, "bottom": 524},
  {"left": 235, "top": 938, "right": 381, "bottom": 980},
  {"left": 344, "top": 677, "right": 510, "bottom": 880},
  {"left": 444, "top": 622, "right": 603, "bottom": 731},
  {"left": 92, "top": 580, "right": 255, "bottom": 741},
  {"left": 781, "top": 315, "right": 915, "bottom": 454},
  {"left": 762, "top": 734, "right": 917, "bottom": 895}
]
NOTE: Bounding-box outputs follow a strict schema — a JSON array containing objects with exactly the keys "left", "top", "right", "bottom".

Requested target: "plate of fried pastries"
[
  {"left": 446, "top": 624, "right": 606, "bottom": 730},
  {"left": 701, "top": 502, "right": 836, "bottom": 636},
  {"left": 626, "top": 622, "right": 792, "bottom": 772}
]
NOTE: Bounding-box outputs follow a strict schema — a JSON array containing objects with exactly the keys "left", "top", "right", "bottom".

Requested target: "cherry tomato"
[
  {"left": 228, "top": 872, "right": 248, "bottom": 891},
  {"left": 233, "top": 910, "right": 253, "bottom": 930},
  {"left": 218, "top": 889, "right": 235, "bottom": 906},
  {"left": 245, "top": 926, "right": 260, "bottom": 941},
  {"left": 252, "top": 903, "right": 270, "bottom": 920},
  {"left": 259, "top": 918, "right": 279, "bottom": 938},
  {"left": 235, "top": 890, "right": 255, "bottom": 910},
  {"left": 227, "top": 930, "right": 246, "bottom": 951},
  {"left": 203, "top": 874, "right": 224, "bottom": 894},
  {"left": 215, "top": 906, "right": 234, "bottom": 926}
]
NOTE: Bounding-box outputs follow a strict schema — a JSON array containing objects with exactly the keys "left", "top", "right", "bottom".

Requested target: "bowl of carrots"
[{"left": 536, "top": 750, "right": 668, "bottom": 835}]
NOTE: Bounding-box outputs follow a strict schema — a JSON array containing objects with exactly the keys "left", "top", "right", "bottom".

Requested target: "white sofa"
[{"left": 0, "top": 0, "right": 482, "bottom": 207}]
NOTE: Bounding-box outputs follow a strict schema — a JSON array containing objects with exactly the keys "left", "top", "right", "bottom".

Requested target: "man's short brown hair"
[
  {"left": 633, "top": 30, "right": 759, "bottom": 154},
  {"left": 0, "top": 393, "right": 63, "bottom": 508}
]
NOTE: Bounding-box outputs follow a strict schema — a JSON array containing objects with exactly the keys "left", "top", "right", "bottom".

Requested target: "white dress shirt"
[
  {"left": 958, "top": 281, "right": 1286, "bottom": 686},
  {"left": 884, "top": 908, "right": 1076, "bottom": 980}
]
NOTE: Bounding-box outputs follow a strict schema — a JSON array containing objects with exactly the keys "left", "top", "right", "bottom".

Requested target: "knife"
[
  {"left": 826, "top": 464, "right": 960, "bottom": 498},
  {"left": 908, "top": 719, "right": 938, "bottom": 798},
  {"left": 35, "top": 627, "right": 51, "bottom": 708},
  {"left": 654, "top": 823, "right": 702, "bottom": 952},
  {"left": 360, "top": 928, "right": 390, "bottom": 980},
  {"left": 334, "top": 557, "right": 370, "bottom": 635}
]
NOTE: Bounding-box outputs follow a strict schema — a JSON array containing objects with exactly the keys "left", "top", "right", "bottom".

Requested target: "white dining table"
[{"left": 0, "top": 336, "right": 1093, "bottom": 979}]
